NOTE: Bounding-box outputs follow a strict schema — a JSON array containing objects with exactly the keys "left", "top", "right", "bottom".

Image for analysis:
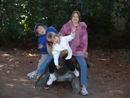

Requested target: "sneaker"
[
  {"left": 73, "top": 69, "right": 79, "bottom": 77},
  {"left": 47, "top": 75, "right": 56, "bottom": 85},
  {"left": 27, "top": 70, "right": 37, "bottom": 79},
  {"left": 81, "top": 87, "right": 89, "bottom": 96}
]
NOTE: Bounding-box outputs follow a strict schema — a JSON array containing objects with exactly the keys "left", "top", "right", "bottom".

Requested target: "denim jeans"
[
  {"left": 37, "top": 54, "right": 53, "bottom": 74},
  {"left": 75, "top": 56, "right": 88, "bottom": 85},
  {"left": 37, "top": 54, "right": 49, "bottom": 68}
]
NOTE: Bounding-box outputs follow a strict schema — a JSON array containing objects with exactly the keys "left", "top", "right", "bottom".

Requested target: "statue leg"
[
  {"left": 55, "top": 69, "right": 80, "bottom": 94},
  {"left": 35, "top": 70, "right": 49, "bottom": 90}
]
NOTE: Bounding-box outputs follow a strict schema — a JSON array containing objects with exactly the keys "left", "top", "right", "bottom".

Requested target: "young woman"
[
  {"left": 46, "top": 27, "right": 79, "bottom": 85},
  {"left": 58, "top": 10, "right": 89, "bottom": 96}
]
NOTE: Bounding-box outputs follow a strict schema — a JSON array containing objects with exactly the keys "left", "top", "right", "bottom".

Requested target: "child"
[
  {"left": 59, "top": 10, "right": 89, "bottom": 95},
  {"left": 27, "top": 23, "right": 58, "bottom": 79},
  {"left": 46, "top": 27, "right": 79, "bottom": 85}
]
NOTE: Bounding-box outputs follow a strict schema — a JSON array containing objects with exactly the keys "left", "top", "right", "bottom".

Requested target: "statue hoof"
[{"left": 35, "top": 72, "right": 49, "bottom": 90}]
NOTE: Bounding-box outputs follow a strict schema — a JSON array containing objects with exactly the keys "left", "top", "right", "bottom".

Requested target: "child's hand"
[
  {"left": 71, "top": 27, "right": 76, "bottom": 33},
  {"left": 56, "top": 65, "right": 61, "bottom": 69},
  {"left": 38, "top": 44, "right": 43, "bottom": 49}
]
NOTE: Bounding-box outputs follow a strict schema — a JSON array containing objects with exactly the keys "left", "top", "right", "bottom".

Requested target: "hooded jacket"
[
  {"left": 58, "top": 20, "right": 88, "bottom": 58},
  {"left": 34, "top": 23, "right": 58, "bottom": 54}
]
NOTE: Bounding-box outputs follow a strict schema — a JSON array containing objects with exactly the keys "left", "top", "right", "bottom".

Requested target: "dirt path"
[{"left": 0, "top": 50, "right": 130, "bottom": 98}]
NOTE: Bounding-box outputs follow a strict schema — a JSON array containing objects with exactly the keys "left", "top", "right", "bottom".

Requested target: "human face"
[
  {"left": 36, "top": 25, "right": 46, "bottom": 35},
  {"left": 52, "top": 36, "right": 60, "bottom": 44},
  {"left": 71, "top": 13, "right": 79, "bottom": 24}
]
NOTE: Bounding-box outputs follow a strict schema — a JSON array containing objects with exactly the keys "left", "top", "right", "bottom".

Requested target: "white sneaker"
[
  {"left": 73, "top": 69, "right": 79, "bottom": 77},
  {"left": 47, "top": 75, "right": 56, "bottom": 85},
  {"left": 27, "top": 70, "right": 37, "bottom": 79},
  {"left": 81, "top": 87, "right": 89, "bottom": 96}
]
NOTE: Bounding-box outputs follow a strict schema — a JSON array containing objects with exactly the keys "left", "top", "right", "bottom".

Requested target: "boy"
[{"left": 27, "top": 23, "right": 58, "bottom": 79}]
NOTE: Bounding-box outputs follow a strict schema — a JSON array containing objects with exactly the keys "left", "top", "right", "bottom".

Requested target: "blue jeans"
[
  {"left": 37, "top": 54, "right": 53, "bottom": 74},
  {"left": 75, "top": 56, "right": 88, "bottom": 85}
]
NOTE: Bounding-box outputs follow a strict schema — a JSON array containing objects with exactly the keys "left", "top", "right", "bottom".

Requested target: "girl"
[
  {"left": 58, "top": 10, "right": 89, "bottom": 95},
  {"left": 46, "top": 27, "right": 79, "bottom": 85}
]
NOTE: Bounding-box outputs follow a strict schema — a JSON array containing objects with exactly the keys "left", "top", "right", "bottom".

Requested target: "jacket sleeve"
[
  {"left": 81, "top": 24, "right": 88, "bottom": 54},
  {"left": 39, "top": 45, "right": 47, "bottom": 52},
  {"left": 46, "top": 26, "right": 58, "bottom": 34},
  {"left": 64, "top": 32, "right": 75, "bottom": 42},
  {"left": 58, "top": 25, "right": 66, "bottom": 36},
  {"left": 38, "top": 37, "right": 47, "bottom": 53}
]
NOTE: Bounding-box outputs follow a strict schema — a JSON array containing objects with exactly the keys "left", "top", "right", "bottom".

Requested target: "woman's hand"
[
  {"left": 56, "top": 65, "right": 61, "bottom": 69},
  {"left": 71, "top": 27, "right": 76, "bottom": 33}
]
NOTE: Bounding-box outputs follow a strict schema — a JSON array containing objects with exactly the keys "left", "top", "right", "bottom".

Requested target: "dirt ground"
[{"left": 0, "top": 49, "right": 130, "bottom": 98}]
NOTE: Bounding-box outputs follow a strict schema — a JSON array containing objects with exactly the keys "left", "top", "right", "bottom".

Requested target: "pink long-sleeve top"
[{"left": 59, "top": 20, "right": 88, "bottom": 58}]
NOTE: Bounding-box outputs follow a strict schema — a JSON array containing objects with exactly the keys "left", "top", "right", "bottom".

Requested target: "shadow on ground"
[{"left": 0, "top": 49, "right": 130, "bottom": 98}]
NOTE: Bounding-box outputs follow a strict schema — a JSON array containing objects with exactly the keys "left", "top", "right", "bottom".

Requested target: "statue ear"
[
  {"left": 60, "top": 50, "right": 68, "bottom": 58},
  {"left": 59, "top": 50, "right": 68, "bottom": 67}
]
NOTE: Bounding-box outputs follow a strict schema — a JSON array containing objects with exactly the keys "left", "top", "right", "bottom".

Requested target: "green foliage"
[{"left": 0, "top": 0, "right": 130, "bottom": 49}]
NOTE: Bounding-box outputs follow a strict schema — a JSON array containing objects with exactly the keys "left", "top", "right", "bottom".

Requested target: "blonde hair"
[{"left": 46, "top": 32, "right": 59, "bottom": 54}]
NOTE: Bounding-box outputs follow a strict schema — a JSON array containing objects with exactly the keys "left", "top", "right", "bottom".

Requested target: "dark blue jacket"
[{"left": 34, "top": 24, "right": 58, "bottom": 54}]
